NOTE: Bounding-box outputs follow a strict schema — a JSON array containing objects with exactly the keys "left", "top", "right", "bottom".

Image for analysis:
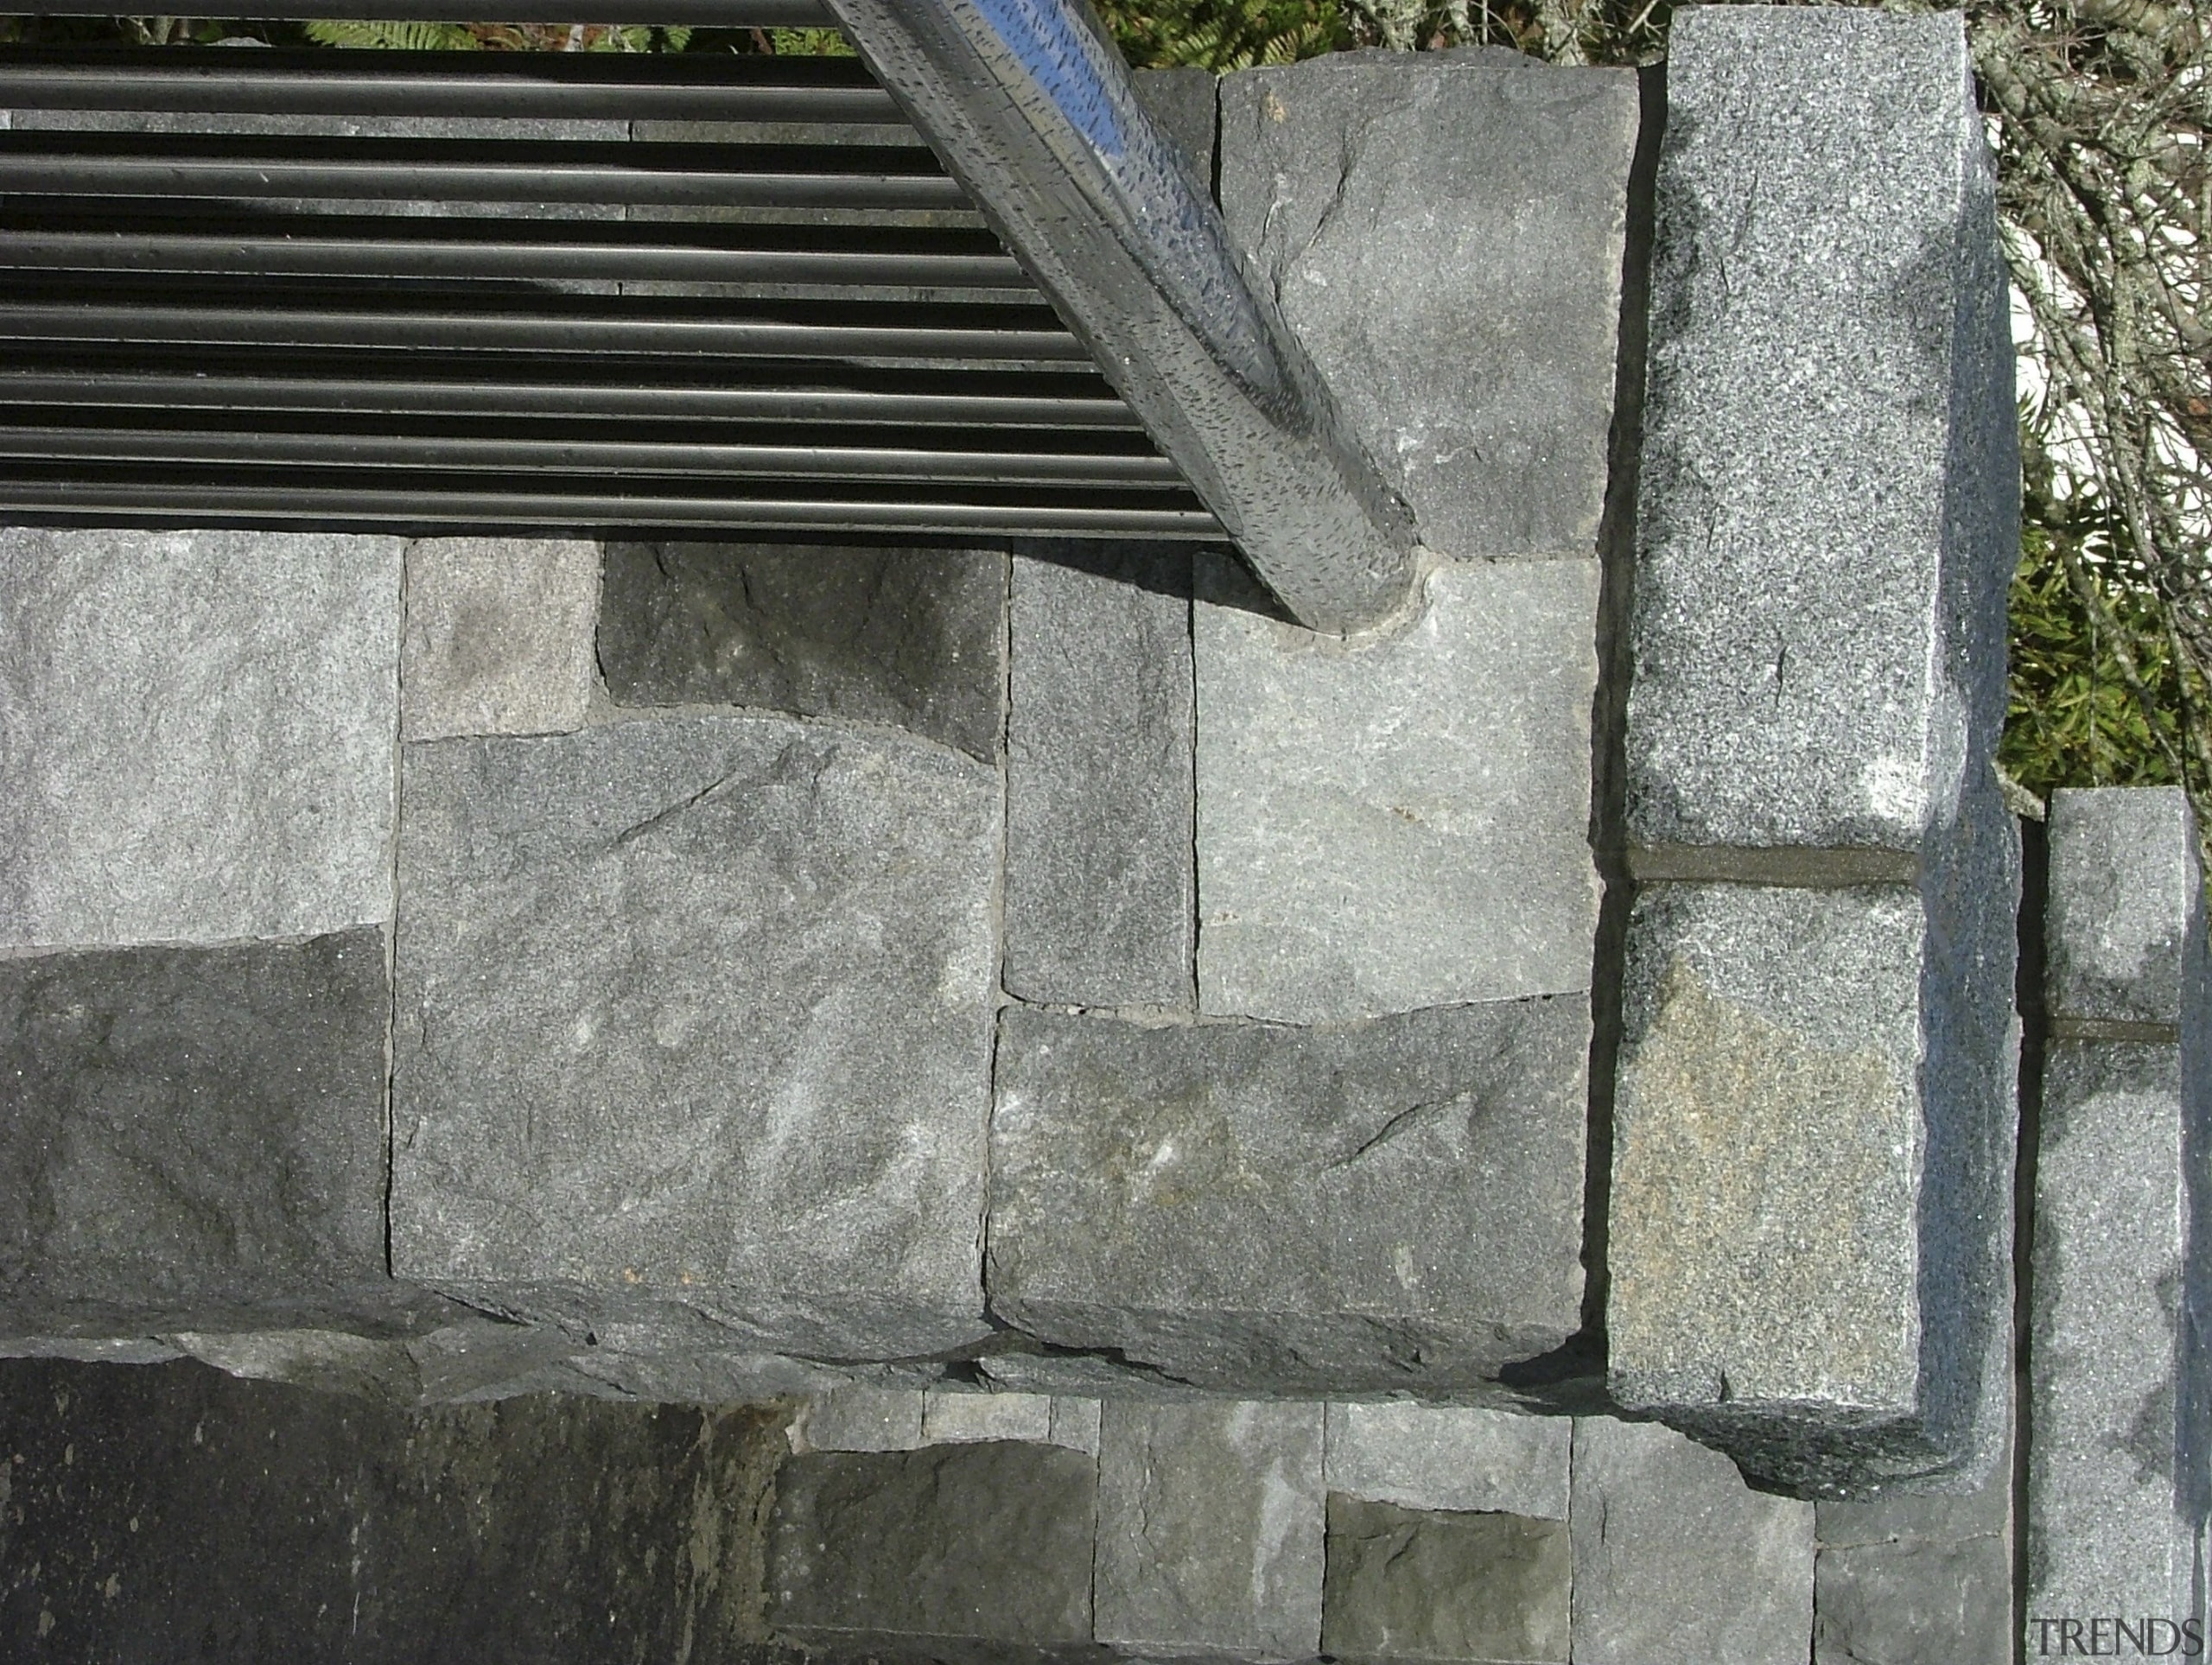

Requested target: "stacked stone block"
[
  {"left": 2026, "top": 788, "right": 2210, "bottom": 1646},
  {"left": 1609, "top": 5, "right": 2023, "bottom": 1495}
]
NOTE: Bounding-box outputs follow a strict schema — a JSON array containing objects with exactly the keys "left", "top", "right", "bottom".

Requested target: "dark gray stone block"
[
  {"left": 401, "top": 537, "right": 599, "bottom": 741},
  {"left": 988, "top": 999, "right": 1586, "bottom": 1395},
  {"left": 1609, "top": 791, "right": 2020, "bottom": 1497},
  {"left": 767, "top": 1443, "right": 1097, "bottom": 1650},
  {"left": 390, "top": 715, "right": 999, "bottom": 1361},
  {"left": 0, "top": 932, "right": 390, "bottom": 1334},
  {"left": 1004, "top": 546, "right": 1194, "bottom": 1009},
  {"left": 1568, "top": 1416, "right": 1814, "bottom": 1665},
  {"left": 1324, "top": 1402, "right": 1570, "bottom": 1520},
  {"left": 0, "top": 528, "right": 404, "bottom": 949},
  {"left": 1093, "top": 1399, "right": 1325, "bottom": 1658},
  {"left": 1624, "top": 7, "right": 2018, "bottom": 855},
  {"left": 596, "top": 541, "right": 1007, "bottom": 762},
  {"left": 1218, "top": 53, "right": 1637, "bottom": 561},
  {"left": 1322, "top": 1494, "right": 1570, "bottom": 1663},
  {"left": 1814, "top": 1536, "right": 2011, "bottom": 1665},
  {"left": 2047, "top": 787, "right": 2200, "bottom": 1028}
]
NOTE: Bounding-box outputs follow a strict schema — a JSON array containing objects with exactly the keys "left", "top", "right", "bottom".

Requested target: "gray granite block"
[
  {"left": 1195, "top": 557, "right": 1600, "bottom": 1025},
  {"left": 2030, "top": 789, "right": 2209, "bottom": 1628},
  {"left": 596, "top": 541, "right": 1007, "bottom": 762},
  {"left": 389, "top": 715, "right": 999, "bottom": 1361},
  {"left": 1325, "top": 1402, "right": 1569, "bottom": 1520},
  {"left": 921, "top": 1387, "right": 1055, "bottom": 1446},
  {"left": 1219, "top": 53, "right": 1637, "bottom": 562},
  {"left": 1004, "top": 546, "right": 1195, "bottom": 1010},
  {"left": 0, "top": 932, "right": 389, "bottom": 1333},
  {"left": 2046, "top": 786, "right": 2202, "bottom": 1029},
  {"left": 1322, "top": 1494, "right": 1570, "bottom": 1662},
  {"left": 1624, "top": 6, "right": 2018, "bottom": 855},
  {"left": 802, "top": 1384, "right": 928, "bottom": 1452},
  {"left": 1048, "top": 1396, "right": 1103, "bottom": 1456},
  {"left": 988, "top": 998, "right": 1586, "bottom": 1395},
  {"left": 1609, "top": 818, "right": 2020, "bottom": 1495},
  {"left": 401, "top": 537, "right": 599, "bottom": 740},
  {"left": 0, "top": 528, "right": 404, "bottom": 949},
  {"left": 1094, "top": 1399, "right": 1325, "bottom": 1659},
  {"left": 1569, "top": 1416, "right": 1815, "bottom": 1665},
  {"left": 768, "top": 1443, "right": 1097, "bottom": 1650}
]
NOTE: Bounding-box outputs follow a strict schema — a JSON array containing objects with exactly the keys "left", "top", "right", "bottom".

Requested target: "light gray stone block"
[
  {"left": 0, "top": 528, "right": 403, "bottom": 948},
  {"left": 1624, "top": 6, "right": 2018, "bottom": 855},
  {"left": 1219, "top": 52, "right": 1637, "bottom": 562},
  {"left": 2030, "top": 788, "right": 2209, "bottom": 1632},
  {"left": 803, "top": 1384, "right": 928, "bottom": 1453},
  {"left": 1609, "top": 817, "right": 2020, "bottom": 1497},
  {"left": 769, "top": 1443, "right": 1097, "bottom": 1650},
  {"left": 1094, "top": 1399, "right": 1325, "bottom": 1660},
  {"left": 921, "top": 1388, "right": 1055, "bottom": 1446},
  {"left": 0, "top": 932, "right": 391, "bottom": 1336},
  {"left": 989, "top": 998, "right": 1586, "bottom": 1395},
  {"left": 401, "top": 537, "right": 598, "bottom": 740},
  {"left": 1569, "top": 1416, "right": 1815, "bottom": 1665},
  {"left": 1325, "top": 1402, "right": 1569, "bottom": 1520},
  {"left": 1004, "top": 546, "right": 1195, "bottom": 1009},
  {"left": 1322, "top": 1494, "right": 1571, "bottom": 1663},
  {"left": 1195, "top": 557, "right": 1600, "bottom": 1025},
  {"left": 389, "top": 715, "right": 999, "bottom": 1361},
  {"left": 1048, "top": 1396, "right": 1103, "bottom": 1457}
]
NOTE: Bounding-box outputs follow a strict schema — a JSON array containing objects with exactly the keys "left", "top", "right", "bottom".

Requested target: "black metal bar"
[
  {"left": 0, "top": 132, "right": 968, "bottom": 208},
  {"left": 0, "top": 360, "right": 1146, "bottom": 428},
  {"left": 0, "top": 48, "right": 895, "bottom": 121},
  {"left": 0, "top": 224, "right": 1026, "bottom": 286},
  {"left": 0, "top": 422, "right": 1183, "bottom": 483},
  {"left": 0, "top": 2, "right": 838, "bottom": 21}
]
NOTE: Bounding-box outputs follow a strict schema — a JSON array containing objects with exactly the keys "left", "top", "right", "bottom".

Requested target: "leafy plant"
[{"left": 1093, "top": 0, "right": 1346, "bottom": 70}]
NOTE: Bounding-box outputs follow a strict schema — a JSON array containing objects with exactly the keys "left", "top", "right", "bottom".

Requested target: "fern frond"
[{"left": 301, "top": 17, "right": 478, "bottom": 49}]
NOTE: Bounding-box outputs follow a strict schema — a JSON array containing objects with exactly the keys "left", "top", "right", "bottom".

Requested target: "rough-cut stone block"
[
  {"left": 0, "top": 528, "right": 403, "bottom": 948},
  {"left": 1570, "top": 1416, "right": 1815, "bottom": 1665},
  {"left": 803, "top": 1385, "right": 927, "bottom": 1452},
  {"left": 1196, "top": 557, "right": 1599, "bottom": 1025},
  {"left": 1609, "top": 835, "right": 2020, "bottom": 1495},
  {"left": 1094, "top": 1399, "right": 1325, "bottom": 1659},
  {"left": 2046, "top": 787, "right": 2202, "bottom": 1029},
  {"left": 0, "top": 932, "right": 388, "bottom": 1333},
  {"left": 1048, "top": 1396, "right": 1102, "bottom": 1456},
  {"left": 768, "top": 1443, "right": 1096, "bottom": 1650},
  {"left": 1624, "top": 7, "right": 2018, "bottom": 854},
  {"left": 989, "top": 998, "right": 1586, "bottom": 1394},
  {"left": 401, "top": 538, "right": 598, "bottom": 740},
  {"left": 1322, "top": 1494, "right": 1571, "bottom": 1663},
  {"left": 390, "top": 715, "right": 999, "bottom": 1360},
  {"left": 921, "top": 1388, "right": 1054, "bottom": 1446},
  {"left": 2031, "top": 791, "right": 2209, "bottom": 1631},
  {"left": 1004, "top": 546, "right": 1194, "bottom": 1009},
  {"left": 1325, "top": 1402, "right": 1569, "bottom": 1520},
  {"left": 1219, "top": 53, "right": 1637, "bottom": 562},
  {"left": 596, "top": 541, "right": 1007, "bottom": 762}
]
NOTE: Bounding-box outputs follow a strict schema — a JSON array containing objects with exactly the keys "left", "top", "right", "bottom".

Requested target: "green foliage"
[
  {"left": 1093, "top": 0, "right": 1345, "bottom": 70},
  {"left": 300, "top": 18, "right": 478, "bottom": 49},
  {"left": 766, "top": 27, "right": 855, "bottom": 55}
]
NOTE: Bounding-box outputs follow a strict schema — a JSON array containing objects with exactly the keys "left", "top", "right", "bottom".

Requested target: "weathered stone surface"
[
  {"left": 1219, "top": 53, "right": 1637, "bottom": 562},
  {"left": 1048, "top": 1396, "right": 1103, "bottom": 1457},
  {"left": 390, "top": 715, "right": 1000, "bottom": 1360},
  {"left": 1569, "top": 1416, "right": 1815, "bottom": 1665},
  {"left": 596, "top": 541, "right": 1007, "bottom": 762},
  {"left": 768, "top": 1443, "right": 1096, "bottom": 1649},
  {"left": 1814, "top": 1536, "right": 2011, "bottom": 1665},
  {"left": 2046, "top": 787, "right": 2201, "bottom": 1029},
  {"left": 1322, "top": 1494, "right": 1570, "bottom": 1663},
  {"left": 1325, "top": 1402, "right": 1569, "bottom": 1520},
  {"left": 1624, "top": 7, "right": 2018, "bottom": 855},
  {"left": 1195, "top": 557, "right": 1600, "bottom": 1025},
  {"left": 0, "top": 932, "right": 389, "bottom": 1333},
  {"left": 402, "top": 538, "right": 599, "bottom": 740},
  {"left": 1094, "top": 1399, "right": 1325, "bottom": 1659},
  {"left": 921, "top": 1388, "right": 1054, "bottom": 1447},
  {"left": 0, "top": 1355, "right": 791, "bottom": 1661},
  {"left": 801, "top": 1385, "right": 927, "bottom": 1453},
  {"left": 2030, "top": 790, "right": 2208, "bottom": 1628},
  {"left": 0, "top": 528, "right": 403, "bottom": 948},
  {"left": 1004, "top": 546, "right": 1195, "bottom": 1009},
  {"left": 1609, "top": 831, "right": 2020, "bottom": 1496},
  {"left": 988, "top": 998, "right": 1586, "bottom": 1394}
]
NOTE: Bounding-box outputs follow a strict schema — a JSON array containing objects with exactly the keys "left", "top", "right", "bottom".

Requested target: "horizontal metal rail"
[
  {"left": 0, "top": 48, "right": 896, "bottom": 121},
  {"left": 0, "top": 132, "right": 967, "bottom": 208}
]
